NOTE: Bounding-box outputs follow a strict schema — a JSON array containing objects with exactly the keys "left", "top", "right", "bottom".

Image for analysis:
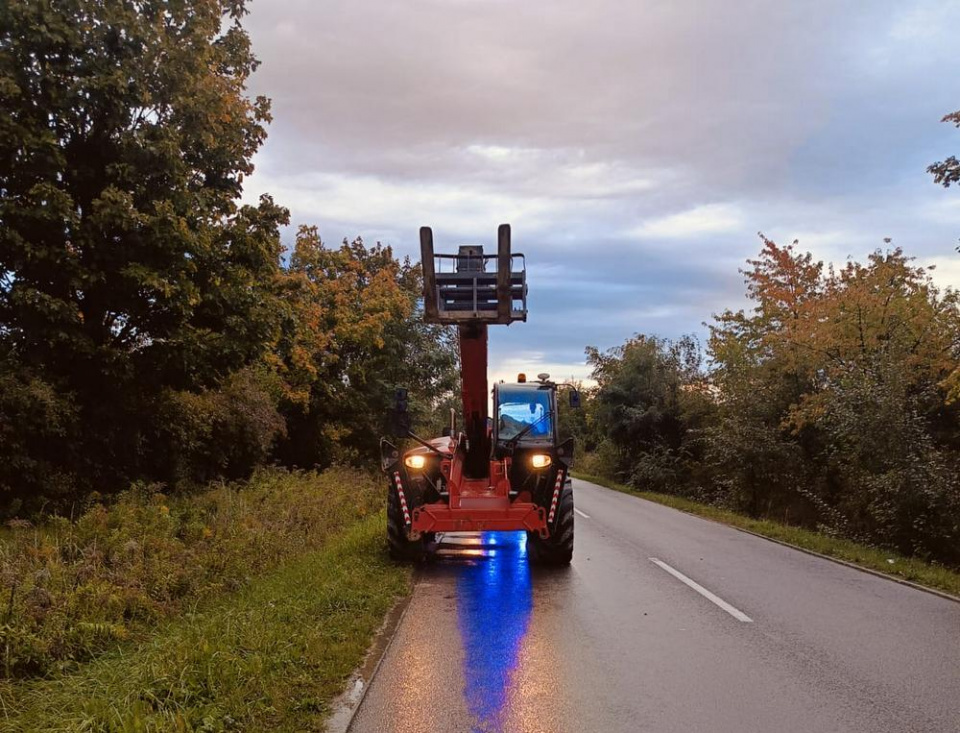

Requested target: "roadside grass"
[
  {"left": 0, "top": 467, "right": 384, "bottom": 681},
  {"left": 572, "top": 472, "right": 960, "bottom": 599},
  {"left": 1, "top": 512, "right": 411, "bottom": 731}
]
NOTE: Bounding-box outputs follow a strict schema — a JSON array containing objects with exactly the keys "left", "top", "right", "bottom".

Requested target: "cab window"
[{"left": 497, "top": 388, "right": 552, "bottom": 440}]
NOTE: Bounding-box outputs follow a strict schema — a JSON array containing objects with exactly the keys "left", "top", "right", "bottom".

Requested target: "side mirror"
[
  {"left": 556, "top": 437, "right": 575, "bottom": 467},
  {"left": 569, "top": 389, "right": 581, "bottom": 409},
  {"left": 389, "top": 387, "right": 411, "bottom": 436}
]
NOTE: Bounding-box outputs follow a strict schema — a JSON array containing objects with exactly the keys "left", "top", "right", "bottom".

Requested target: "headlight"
[
  {"left": 530, "top": 453, "right": 552, "bottom": 469},
  {"left": 404, "top": 454, "right": 426, "bottom": 470}
]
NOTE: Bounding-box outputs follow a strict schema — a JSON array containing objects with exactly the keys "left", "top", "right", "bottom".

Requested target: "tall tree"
[
  {"left": 0, "top": 0, "right": 287, "bottom": 506},
  {"left": 928, "top": 109, "right": 960, "bottom": 189}
]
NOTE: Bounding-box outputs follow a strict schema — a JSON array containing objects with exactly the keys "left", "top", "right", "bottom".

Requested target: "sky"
[{"left": 240, "top": 0, "right": 960, "bottom": 385}]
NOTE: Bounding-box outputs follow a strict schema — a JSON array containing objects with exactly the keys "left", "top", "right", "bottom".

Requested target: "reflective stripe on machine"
[
  {"left": 547, "top": 470, "right": 564, "bottom": 524},
  {"left": 393, "top": 471, "right": 411, "bottom": 525}
]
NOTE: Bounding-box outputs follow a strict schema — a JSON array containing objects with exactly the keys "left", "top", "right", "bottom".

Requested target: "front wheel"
[
  {"left": 387, "top": 479, "right": 426, "bottom": 562},
  {"left": 528, "top": 483, "right": 574, "bottom": 565}
]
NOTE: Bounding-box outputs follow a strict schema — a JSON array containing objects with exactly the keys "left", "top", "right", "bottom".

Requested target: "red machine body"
[
  {"left": 381, "top": 224, "right": 575, "bottom": 562},
  {"left": 418, "top": 309, "right": 547, "bottom": 536}
]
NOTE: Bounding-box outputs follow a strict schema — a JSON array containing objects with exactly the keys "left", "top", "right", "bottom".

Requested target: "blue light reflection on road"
[{"left": 455, "top": 531, "right": 533, "bottom": 733}]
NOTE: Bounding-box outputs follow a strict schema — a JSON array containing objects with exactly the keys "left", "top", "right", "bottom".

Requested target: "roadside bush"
[
  {"left": 585, "top": 335, "right": 716, "bottom": 495},
  {"left": 0, "top": 467, "right": 381, "bottom": 680},
  {"left": 705, "top": 412, "right": 815, "bottom": 522},
  {"left": 627, "top": 444, "right": 686, "bottom": 495},
  {"left": 576, "top": 439, "right": 621, "bottom": 479},
  {"left": 158, "top": 365, "right": 287, "bottom": 486},
  {"left": 0, "top": 367, "right": 79, "bottom": 518},
  {"left": 810, "top": 363, "right": 960, "bottom": 561}
]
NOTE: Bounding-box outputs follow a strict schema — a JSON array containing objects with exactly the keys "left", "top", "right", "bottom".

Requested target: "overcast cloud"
[{"left": 241, "top": 0, "right": 960, "bottom": 383}]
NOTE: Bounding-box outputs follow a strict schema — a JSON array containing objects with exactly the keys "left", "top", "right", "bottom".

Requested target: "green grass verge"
[
  {"left": 0, "top": 467, "right": 388, "bottom": 681},
  {"left": 572, "top": 471, "right": 960, "bottom": 599},
  {"left": 1, "top": 513, "right": 411, "bottom": 732}
]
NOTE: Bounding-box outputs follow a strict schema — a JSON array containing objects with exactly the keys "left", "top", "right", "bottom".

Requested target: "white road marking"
[
  {"left": 574, "top": 508, "right": 591, "bottom": 519},
  {"left": 649, "top": 558, "right": 754, "bottom": 623}
]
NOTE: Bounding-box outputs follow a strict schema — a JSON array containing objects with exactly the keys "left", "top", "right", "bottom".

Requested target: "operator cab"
[
  {"left": 491, "top": 375, "right": 574, "bottom": 502},
  {"left": 494, "top": 382, "right": 557, "bottom": 447}
]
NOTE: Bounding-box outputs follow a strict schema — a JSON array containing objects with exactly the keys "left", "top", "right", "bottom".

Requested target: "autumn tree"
[
  {"left": 707, "top": 239, "right": 831, "bottom": 517},
  {"left": 0, "top": 1, "right": 287, "bottom": 508},
  {"left": 709, "top": 237, "right": 960, "bottom": 560},
  {"left": 273, "top": 228, "right": 458, "bottom": 469},
  {"left": 931, "top": 107, "right": 960, "bottom": 394},
  {"left": 929, "top": 109, "right": 960, "bottom": 189}
]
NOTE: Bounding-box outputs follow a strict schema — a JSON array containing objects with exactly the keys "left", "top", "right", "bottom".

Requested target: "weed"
[
  {"left": 0, "top": 468, "right": 384, "bottom": 680},
  {"left": 1, "top": 514, "right": 411, "bottom": 731}
]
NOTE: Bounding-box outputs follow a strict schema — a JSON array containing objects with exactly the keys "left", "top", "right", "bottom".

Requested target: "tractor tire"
[
  {"left": 528, "top": 483, "right": 574, "bottom": 565},
  {"left": 387, "top": 479, "right": 426, "bottom": 562}
]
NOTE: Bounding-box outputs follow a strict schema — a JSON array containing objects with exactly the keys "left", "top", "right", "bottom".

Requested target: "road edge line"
[
  {"left": 577, "top": 478, "right": 960, "bottom": 605},
  {"left": 726, "top": 525, "right": 960, "bottom": 605},
  {"left": 327, "top": 586, "right": 415, "bottom": 733}
]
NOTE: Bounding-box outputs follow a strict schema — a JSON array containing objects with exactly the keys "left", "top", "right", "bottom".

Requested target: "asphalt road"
[{"left": 347, "top": 478, "right": 960, "bottom": 733}]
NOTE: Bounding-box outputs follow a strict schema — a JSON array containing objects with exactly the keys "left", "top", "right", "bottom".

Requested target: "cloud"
[
  {"left": 241, "top": 0, "right": 960, "bottom": 374},
  {"left": 918, "top": 198, "right": 960, "bottom": 227},
  {"left": 632, "top": 204, "right": 744, "bottom": 239},
  {"left": 920, "top": 257, "right": 960, "bottom": 291}
]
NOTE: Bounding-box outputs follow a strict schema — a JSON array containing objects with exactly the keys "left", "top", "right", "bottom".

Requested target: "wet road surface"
[{"left": 348, "top": 478, "right": 960, "bottom": 733}]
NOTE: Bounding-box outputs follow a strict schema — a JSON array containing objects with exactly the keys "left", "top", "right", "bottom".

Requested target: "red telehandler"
[{"left": 380, "top": 224, "right": 579, "bottom": 564}]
